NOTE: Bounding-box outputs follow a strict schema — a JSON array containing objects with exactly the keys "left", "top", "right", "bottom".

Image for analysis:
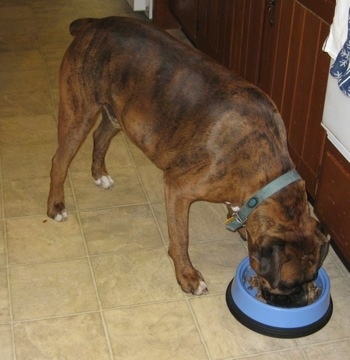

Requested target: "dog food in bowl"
[
  {"left": 247, "top": 275, "right": 321, "bottom": 306},
  {"left": 226, "top": 257, "right": 333, "bottom": 338}
]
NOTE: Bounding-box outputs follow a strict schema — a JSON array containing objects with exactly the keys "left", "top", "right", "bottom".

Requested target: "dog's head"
[{"left": 242, "top": 180, "right": 329, "bottom": 307}]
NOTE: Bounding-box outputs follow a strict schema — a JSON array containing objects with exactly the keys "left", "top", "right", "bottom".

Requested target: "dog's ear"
[
  {"left": 237, "top": 227, "right": 248, "bottom": 241},
  {"left": 314, "top": 220, "right": 329, "bottom": 264},
  {"left": 258, "top": 242, "right": 288, "bottom": 289}
]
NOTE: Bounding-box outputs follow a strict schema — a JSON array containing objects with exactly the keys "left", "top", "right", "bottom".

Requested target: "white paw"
[
  {"left": 194, "top": 280, "right": 209, "bottom": 295},
  {"left": 94, "top": 175, "right": 114, "bottom": 189},
  {"left": 54, "top": 210, "right": 68, "bottom": 222}
]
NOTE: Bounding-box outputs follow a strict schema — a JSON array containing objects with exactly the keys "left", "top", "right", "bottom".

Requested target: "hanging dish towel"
[
  {"left": 330, "top": 7, "right": 350, "bottom": 96},
  {"left": 323, "top": 1, "right": 350, "bottom": 96}
]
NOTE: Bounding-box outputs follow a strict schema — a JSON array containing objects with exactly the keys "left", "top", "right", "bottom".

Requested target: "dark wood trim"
[
  {"left": 297, "top": 0, "right": 335, "bottom": 24},
  {"left": 330, "top": 239, "right": 350, "bottom": 272},
  {"left": 153, "top": 0, "right": 180, "bottom": 29}
]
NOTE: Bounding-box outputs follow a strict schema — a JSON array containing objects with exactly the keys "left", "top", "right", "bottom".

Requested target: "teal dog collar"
[{"left": 226, "top": 169, "right": 301, "bottom": 231}]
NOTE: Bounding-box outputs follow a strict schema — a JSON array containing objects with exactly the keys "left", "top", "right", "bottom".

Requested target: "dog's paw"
[
  {"left": 54, "top": 210, "right": 68, "bottom": 222},
  {"left": 178, "top": 270, "right": 209, "bottom": 295},
  {"left": 94, "top": 175, "right": 114, "bottom": 189},
  {"left": 193, "top": 280, "right": 209, "bottom": 295}
]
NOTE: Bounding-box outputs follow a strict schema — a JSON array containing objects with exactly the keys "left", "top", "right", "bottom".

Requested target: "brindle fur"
[{"left": 48, "top": 17, "right": 329, "bottom": 297}]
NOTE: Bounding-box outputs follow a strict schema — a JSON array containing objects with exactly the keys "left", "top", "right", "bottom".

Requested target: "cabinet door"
[
  {"left": 259, "top": 0, "right": 332, "bottom": 199},
  {"left": 196, "top": 0, "right": 266, "bottom": 85},
  {"left": 169, "top": 0, "right": 198, "bottom": 41},
  {"left": 315, "top": 141, "right": 350, "bottom": 267},
  {"left": 170, "top": 0, "right": 266, "bottom": 85},
  {"left": 226, "top": 0, "right": 266, "bottom": 85}
]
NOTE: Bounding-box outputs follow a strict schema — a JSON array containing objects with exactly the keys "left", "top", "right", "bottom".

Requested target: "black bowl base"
[{"left": 226, "top": 279, "right": 333, "bottom": 339}]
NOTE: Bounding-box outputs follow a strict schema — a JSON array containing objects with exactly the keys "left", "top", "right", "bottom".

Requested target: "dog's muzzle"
[{"left": 262, "top": 285, "right": 309, "bottom": 308}]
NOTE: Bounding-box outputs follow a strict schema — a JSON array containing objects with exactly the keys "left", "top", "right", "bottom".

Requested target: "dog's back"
[{"left": 62, "top": 17, "right": 292, "bottom": 177}]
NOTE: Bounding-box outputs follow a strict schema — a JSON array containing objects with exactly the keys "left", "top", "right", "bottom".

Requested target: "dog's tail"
[{"left": 69, "top": 18, "right": 98, "bottom": 36}]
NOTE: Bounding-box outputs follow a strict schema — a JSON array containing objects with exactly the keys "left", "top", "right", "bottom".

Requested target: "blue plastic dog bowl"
[{"left": 226, "top": 257, "right": 333, "bottom": 338}]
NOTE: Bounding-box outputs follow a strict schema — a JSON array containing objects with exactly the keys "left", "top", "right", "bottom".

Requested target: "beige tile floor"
[{"left": 0, "top": 0, "right": 349, "bottom": 359}]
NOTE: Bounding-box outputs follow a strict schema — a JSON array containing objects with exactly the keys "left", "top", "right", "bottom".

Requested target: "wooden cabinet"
[
  {"left": 315, "top": 141, "right": 350, "bottom": 268},
  {"left": 259, "top": 0, "right": 333, "bottom": 199},
  {"left": 169, "top": 0, "right": 198, "bottom": 40},
  {"left": 170, "top": 0, "right": 266, "bottom": 85}
]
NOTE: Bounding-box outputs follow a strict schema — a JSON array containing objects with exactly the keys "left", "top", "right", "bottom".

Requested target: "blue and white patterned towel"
[{"left": 330, "top": 7, "right": 350, "bottom": 96}]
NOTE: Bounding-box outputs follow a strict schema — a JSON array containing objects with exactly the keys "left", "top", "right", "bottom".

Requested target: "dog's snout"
[{"left": 262, "top": 284, "right": 309, "bottom": 308}]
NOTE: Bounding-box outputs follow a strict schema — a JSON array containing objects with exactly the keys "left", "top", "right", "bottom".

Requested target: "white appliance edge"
[{"left": 322, "top": 61, "right": 350, "bottom": 163}]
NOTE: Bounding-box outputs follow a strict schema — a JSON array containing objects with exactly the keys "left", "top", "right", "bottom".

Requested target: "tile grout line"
[
  {"left": 119, "top": 131, "right": 215, "bottom": 356},
  {"left": 184, "top": 296, "right": 213, "bottom": 360},
  {"left": 67, "top": 170, "right": 115, "bottom": 360},
  {"left": 121, "top": 133, "right": 170, "bottom": 250},
  {"left": 0, "top": 156, "right": 17, "bottom": 360}
]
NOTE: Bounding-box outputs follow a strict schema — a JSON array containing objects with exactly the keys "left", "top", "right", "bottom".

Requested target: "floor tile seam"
[
  {"left": 32, "top": 3, "right": 59, "bottom": 121},
  {"left": 0, "top": 139, "right": 58, "bottom": 148},
  {"left": 299, "top": 346, "right": 312, "bottom": 360},
  {"left": 298, "top": 336, "right": 350, "bottom": 352},
  {"left": 329, "top": 250, "right": 350, "bottom": 277},
  {"left": 0, "top": 141, "right": 57, "bottom": 151},
  {"left": 69, "top": 132, "right": 169, "bottom": 250},
  {"left": 101, "top": 297, "right": 189, "bottom": 313},
  {"left": 0, "top": 152, "right": 17, "bottom": 357},
  {"left": 2, "top": 211, "right": 17, "bottom": 359},
  {"left": 189, "top": 236, "right": 248, "bottom": 247},
  {"left": 120, "top": 136, "right": 169, "bottom": 249},
  {"left": 1, "top": 174, "right": 51, "bottom": 182},
  {"left": 87, "top": 244, "right": 170, "bottom": 259},
  {"left": 49, "top": 6, "right": 112, "bottom": 356},
  {"left": 3, "top": 213, "right": 63, "bottom": 222},
  {"left": 2, "top": 201, "right": 154, "bottom": 222},
  {"left": 71, "top": 180, "right": 115, "bottom": 360},
  {"left": 69, "top": 163, "right": 142, "bottom": 174},
  {"left": 120, "top": 131, "right": 157, "bottom": 199},
  {"left": 326, "top": 273, "right": 350, "bottom": 285},
  {"left": 0, "top": 50, "right": 45, "bottom": 73},
  {"left": 76, "top": 200, "right": 152, "bottom": 214},
  {"left": 184, "top": 295, "right": 213, "bottom": 360},
  {"left": 0, "top": 68, "right": 48, "bottom": 77},
  {"left": 148, "top": 200, "right": 170, "bottom": 249},
  {"left": 1, "top": 175, "right": 53, "bottom": 183},
  {"left": 10, "top": 309, "right": 102, "bottom": 326},
  {"left": 0, "top": 77, "right": 51, "bottom": 98},
  {"left": 6, "top": 255, "right": 89, "bottom": 269},
  {"left": 119, "top": 132, "right": 144, "bottom": 169},
  {"left": 224, "top": 345, "right": 308, "bottom": 360}
]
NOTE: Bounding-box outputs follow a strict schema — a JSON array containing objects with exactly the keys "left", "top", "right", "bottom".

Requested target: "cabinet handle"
[{"left": 268, "top": 0, "right": 276, "bottom": 25}]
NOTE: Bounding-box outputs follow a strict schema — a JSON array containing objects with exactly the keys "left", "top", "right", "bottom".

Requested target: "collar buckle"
[{"left": 226, "top": 169, "right": 301, "bottom": 232}]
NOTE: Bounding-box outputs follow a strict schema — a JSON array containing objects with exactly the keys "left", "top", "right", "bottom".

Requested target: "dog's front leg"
[{"left": 164, "top": 178, "right": 208, "bottom": 295}]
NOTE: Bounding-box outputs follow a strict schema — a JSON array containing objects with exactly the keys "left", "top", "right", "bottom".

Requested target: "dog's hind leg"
[
  {"left": 92, "top": 104, "right": 120, "bottom": 189},
  {"left": 47, "top": 101, "right": 98, "bottom": 222}
]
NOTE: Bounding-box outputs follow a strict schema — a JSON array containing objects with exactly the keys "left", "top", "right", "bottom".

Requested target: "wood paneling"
[
  {"left": 169, "top": 0, "right": 198, "bottom": 40},
  {"left": 228, "top": 0, "right": 266, "bottom": 84},
  {"left": 170, "top": 0, "right": 266, "bottom": 85},
  {"left": 298, "top": 0, "right": 336, "bottom": 24},
  {"left": 315, "top": 141, "right": 350, "bottom": 268},
  {"left": 153, "top": 0, "right": 180, "bottom": 29},
  {"left": 259, "top": 1, "right": 330, "bottom": 198}
]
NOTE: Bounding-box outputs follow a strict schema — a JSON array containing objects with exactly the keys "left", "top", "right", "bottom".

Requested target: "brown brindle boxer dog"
[{"left": 47, "top": 16, "right": 329, "bottom": 303}]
